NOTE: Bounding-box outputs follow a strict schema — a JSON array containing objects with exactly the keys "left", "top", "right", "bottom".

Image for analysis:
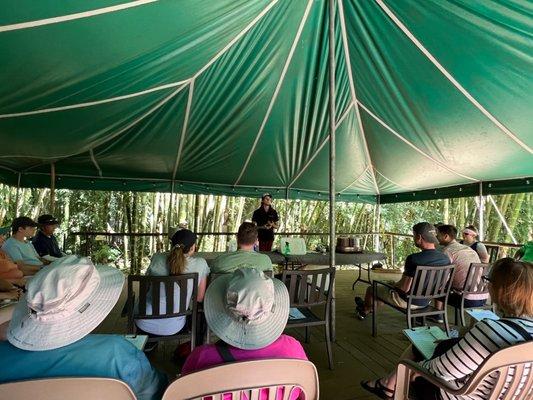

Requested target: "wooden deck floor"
[{"left": 95, "top": 269, "right": 409, "bottom": 400}]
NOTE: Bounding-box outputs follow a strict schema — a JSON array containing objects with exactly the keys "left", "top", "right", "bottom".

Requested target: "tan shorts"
[{"left": 376, "top": 284, "right": 424, "bottom": 310}]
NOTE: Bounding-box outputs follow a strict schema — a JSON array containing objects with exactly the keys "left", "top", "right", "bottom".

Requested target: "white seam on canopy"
[
  {"left": 172, "top": 80, "right": 195, "bottom": 180},
  {"left": 288, "top": 135, "right": 329, "bottom": 188},
  {"left": 335, "top": 102, "right": 354, "bottom": 129},
  {"left": 339, "top": 166, "right": 370, "bottom": 193},
  {"left": 0, "top": 0, "right": 278, "bottom": 119},
  {"left": 0, "top": 0, "right": 157, "bottom": 33},
  {"left": 233, "top": 0, "right": 314, "bottom": 186},
  {"left": 375, "top": 0, "right": 532, "bottom": 155},
  {"left": 0, "top": 81, "right": 189, "bottom": 119},
  {"left": 374, "top": 168, "right": 416, "bottom": 191},
  {"left": 357, "top": 101, "right": 479, "bottom": 182},
  {"left": 89, "top": 149, "right": 102, "bottom": 177},
  {"left": 7, "top": 84, "right": 187, "bottom": 164},
  {"left": 338, "top": 0, "right": 380, "bottom": 194}
]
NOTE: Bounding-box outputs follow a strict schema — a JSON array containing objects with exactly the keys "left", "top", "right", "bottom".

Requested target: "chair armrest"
[
  {"left": 394, "top": 359, "right": 456, "bottom": 400},
  {"left": 373, "top": 280, "right": 396, "bottom": 291}
]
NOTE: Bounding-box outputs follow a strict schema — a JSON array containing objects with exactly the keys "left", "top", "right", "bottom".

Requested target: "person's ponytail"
[{"left": 167, "top": 244, "right": 187, "bottom": 275}]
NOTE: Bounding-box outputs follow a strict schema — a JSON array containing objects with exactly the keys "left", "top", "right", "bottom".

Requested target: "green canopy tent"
[{"left": 0, "top": 0, "right": 531, "bottom": 204}]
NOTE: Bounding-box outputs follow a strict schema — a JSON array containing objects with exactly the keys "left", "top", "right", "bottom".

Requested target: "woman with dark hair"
[
  {"left": 361, "top": 258, "right": 533, "bottom": 400},
  {"left": 135, "top": 229, "right": 209, "bottom": 336}
]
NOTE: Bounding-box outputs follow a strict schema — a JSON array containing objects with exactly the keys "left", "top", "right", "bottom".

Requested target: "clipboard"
[
  {"left": 403, "top": 326, "right": 448, "bottom": 360},
  {"left": 123, "top": 334, "right": 149, "bottom": 351}
]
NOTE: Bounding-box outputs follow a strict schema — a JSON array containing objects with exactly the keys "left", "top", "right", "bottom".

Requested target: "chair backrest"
[
  {"left": 209, "top": 270, "right": 273, "bottom": 285},
  {"left": 127, "top": 273, "right": 198, "bottom": 329},
  {"left": 485, "top": 244, "right": 500, "bottom": 263},
  {"left": 408, "top": 265, "right": 455, "bottom": 301},
  {"left": 282, "top": 267, "right": 335, "bottom": 308},
  {"left": 459, "top": 341, "right": 533, "bottom": 399},
  {"left": 0, "top": 377, "right": 137, "bottom": 400},
  {"left": 462, "top": 262, "right": 491, "bottom": 295},
  {"left": 162, "top": 359, "right": 319, "bottom": 400}
]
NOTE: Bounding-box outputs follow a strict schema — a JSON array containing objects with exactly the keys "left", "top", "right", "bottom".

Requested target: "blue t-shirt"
[
  {"left": 0, "top": 335, "right": 167, "bottom": 400},
  {"left": 1, "top": 237, "right": 42, "bottom": 266},
  {"left": 401, "top": 249, "right": 451, "bottom": 306}
]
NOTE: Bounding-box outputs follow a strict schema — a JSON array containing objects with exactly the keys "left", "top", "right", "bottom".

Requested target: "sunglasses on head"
[{"left": 482, "top": 275, "right": 493, "bottom": 283}]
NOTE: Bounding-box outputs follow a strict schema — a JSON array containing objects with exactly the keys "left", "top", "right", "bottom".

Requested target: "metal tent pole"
[
  {"left": 168, "top": 180, "right": 175, "bottom": 233},
  {"left": 328, "top": 0, "right": 337, "bottom": 344},
  {"left": 374, "top": 198, "right": 381, "bottom": 252},
  {"left": 50, "top": 163, "right": 56, "bottom": 214},
  {"left": 478, "top": 182, "right": 484, "bottom": 241}
]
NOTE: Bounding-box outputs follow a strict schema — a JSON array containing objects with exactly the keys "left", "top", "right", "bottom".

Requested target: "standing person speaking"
[{"left": 251, "top": 193, "right": 279, "bottom": 252}]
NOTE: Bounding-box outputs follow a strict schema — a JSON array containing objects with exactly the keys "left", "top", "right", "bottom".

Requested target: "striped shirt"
[{"left": 421, "top": 318, "right": 533, "bottom": 400}]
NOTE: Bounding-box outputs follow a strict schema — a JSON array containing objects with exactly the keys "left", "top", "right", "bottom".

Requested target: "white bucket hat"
[
  {"left": 8, "top": 255, "right": 124, "bottom": 351},
  {"left": 204, "top": 268, "right": 289, "bottom": 350}
]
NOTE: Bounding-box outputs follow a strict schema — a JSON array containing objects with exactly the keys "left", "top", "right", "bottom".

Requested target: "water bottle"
[{"left": 284, "top": 241, "right": 291, "bottom": 255}]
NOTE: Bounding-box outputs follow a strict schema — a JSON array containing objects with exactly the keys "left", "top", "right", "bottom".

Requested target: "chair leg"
[
  {"left": 455, "top": 307, "right": 459, "bottom": 326},
  {"left": 443, "top": 310, "right": 450, "bottom": 336},
  {"left": 372, "top": 284, "right": 377, "bottom": 337},
  {"left": 460, "top": 302, "right": 466, "bottom": 327},
  {"left": 305, "top": 326, "right": 310, "bottom": 343},
  {"left": 325, "top": 323, "right": 334, "bottom": 370}
]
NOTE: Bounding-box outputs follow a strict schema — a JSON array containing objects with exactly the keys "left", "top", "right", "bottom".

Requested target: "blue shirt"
[
  {"left": 0, "top": 335, "right": 167, "bottom": 400},
  {"left": 1, "top": 237, "right": 42, "bottom": 266}
]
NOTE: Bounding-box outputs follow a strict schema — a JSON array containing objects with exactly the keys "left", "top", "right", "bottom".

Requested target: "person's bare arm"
[
  {"left": 394, "top": 275, "right": 413, "bottom": 294},
  {"left": 15, "top": 262, "right": 41, "bottom": 276},
  {"left": 196, "top": 277, "right": 207, "bottom": 302}
]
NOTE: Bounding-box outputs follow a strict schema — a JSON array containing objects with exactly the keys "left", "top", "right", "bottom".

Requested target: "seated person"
[
  {"left": 0, "top": 227, "right": 24, "bottom": 283},
  {"left": 436, "top": 224, "right": 486, "bottom": 308},
  {"left": 211, "top": 222, "right": 272, "bottom": 274},
  {"left": 135, "top": 229, "right": 209, "bottom": 336},
  {"left": 361, "top": 258, "right": 532, "bottom": 400},
  {"left": 0, "top": 256, "right": 167, "bottom": 400},
  {"left": 462, "top": 225, "right": 490, "bottom": 263},
  {"left": 355, "top": 222, "right": 450, "bottom": 320},
  {"left": 182, "top": 268, "right": 307, "bottom": 399},
  {"left": 32, "top": 214, "right": 64, "bottom": 259},
  {"left": 1, "top": 217, "right": 43, "bottom": 275}
]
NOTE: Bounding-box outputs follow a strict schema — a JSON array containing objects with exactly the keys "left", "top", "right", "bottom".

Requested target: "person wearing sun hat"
[
  {"left": 0, "top": 256, "right": 167, "bottom": 400},
  {"left": 182, "top": 268, "right": 307, "bottom": 376}
]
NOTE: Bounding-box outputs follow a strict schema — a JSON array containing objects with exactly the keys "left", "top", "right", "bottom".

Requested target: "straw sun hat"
[
  {"left": 8, "top": 255, "right": 124, "bottom": 351},
  {"left": 204, "top": 268, "right": 289, "bottom": 350}
]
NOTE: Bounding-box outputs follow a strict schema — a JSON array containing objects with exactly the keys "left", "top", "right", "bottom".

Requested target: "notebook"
[
  {"left": 289, "top": 307, "right": 306, "bottom": 320},
  {"left": 403, "top": 326, "right": 448, "bottom": 360},
  {"left": 123, "top": 334, "right": 149, "bottom": 351},
  {"left": 465, "top": 309, "right": 499, "bottom": 322}
]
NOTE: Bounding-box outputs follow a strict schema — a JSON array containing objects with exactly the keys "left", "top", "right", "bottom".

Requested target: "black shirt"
[
  {"left": 400, "top": 249, "right": 451, "bottom": 306},
  {"left": 252, "top": 206, "right": 279, "bottom": 241},
  {"left": 32, "top": 230, "right": 62, "bottom": 258}
]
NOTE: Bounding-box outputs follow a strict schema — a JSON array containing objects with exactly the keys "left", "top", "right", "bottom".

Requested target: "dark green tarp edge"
[{"left": 1, "top": 169, "right": 530, "bottom": 205}]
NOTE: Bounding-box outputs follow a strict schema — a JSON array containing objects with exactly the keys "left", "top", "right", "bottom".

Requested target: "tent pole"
[
  {"left": 168, "top": 180, "right": 175, "bottom": 233},
  {"left": 478, "top": 182, "right": 484, "bottom": 241},
  {"left": 328, "top": 0, "right": 337, "bottom": 344},
  {"left": 50, "top": 163, "right": 56, "bottom": 214},
  {"left": 14, "top": 172, "right": 21, "bottom": 216},
  {"left": 284, "top": 187, "right": 289, "bottom": 233},
  {"left": 373, "top": 197, "right": 381, "bottom": 252}
]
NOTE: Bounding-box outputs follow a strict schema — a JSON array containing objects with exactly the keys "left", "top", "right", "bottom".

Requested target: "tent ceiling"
[{"left": 0, "top": 0, "right": 531, "bottom": 203}]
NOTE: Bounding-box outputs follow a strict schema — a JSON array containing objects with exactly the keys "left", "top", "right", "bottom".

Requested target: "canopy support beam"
[
  {"left": 328, "top": 0, "right": 337, "bottom": 345},
  {"left": 374, "top": 198, "right": 381, "bottom": 252},
  {"left": 478, "top": 182, "right": 484, "bottom": 241},
  {"left": 50, "top": 163, "right": 56, "bottom": 213}
]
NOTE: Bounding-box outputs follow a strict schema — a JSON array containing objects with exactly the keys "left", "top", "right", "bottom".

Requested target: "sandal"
[{"left": 361, "top": 378, "right": 394, "bottom": 400}]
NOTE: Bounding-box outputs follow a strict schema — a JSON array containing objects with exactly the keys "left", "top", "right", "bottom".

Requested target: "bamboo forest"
[{"left": 0, "top": 184, "right": 529, "bottom": 273}]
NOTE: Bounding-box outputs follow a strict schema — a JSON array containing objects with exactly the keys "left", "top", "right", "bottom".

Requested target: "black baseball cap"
[
  {"left": 171, "top": 229, "right": 197, "bottom": 250},
  {"left": 37, "top": 214, "right": 60, "bottom": 225},
  {"left": 412, "top": 222, "right": 439, "bottom": 244},
  {"left": 11, "top": 216, "right": 38, "bottom": 233}
]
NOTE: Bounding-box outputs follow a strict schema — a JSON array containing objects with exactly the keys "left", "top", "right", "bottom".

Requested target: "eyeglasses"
[{"left": 482, "top": 275, "right": 493, "bottom": 283}]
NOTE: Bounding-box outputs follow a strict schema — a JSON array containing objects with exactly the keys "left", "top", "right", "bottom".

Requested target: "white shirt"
[{"left": 135, "top": 253, "right": 209, "bottom": 336}]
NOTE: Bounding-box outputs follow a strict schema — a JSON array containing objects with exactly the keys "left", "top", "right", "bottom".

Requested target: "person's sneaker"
[
  {"left": 355, "top": 308, "right": 367, "bottom": 320},
  {"left": 354, "top": 296, "right": 365, "bottom": 310}
]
